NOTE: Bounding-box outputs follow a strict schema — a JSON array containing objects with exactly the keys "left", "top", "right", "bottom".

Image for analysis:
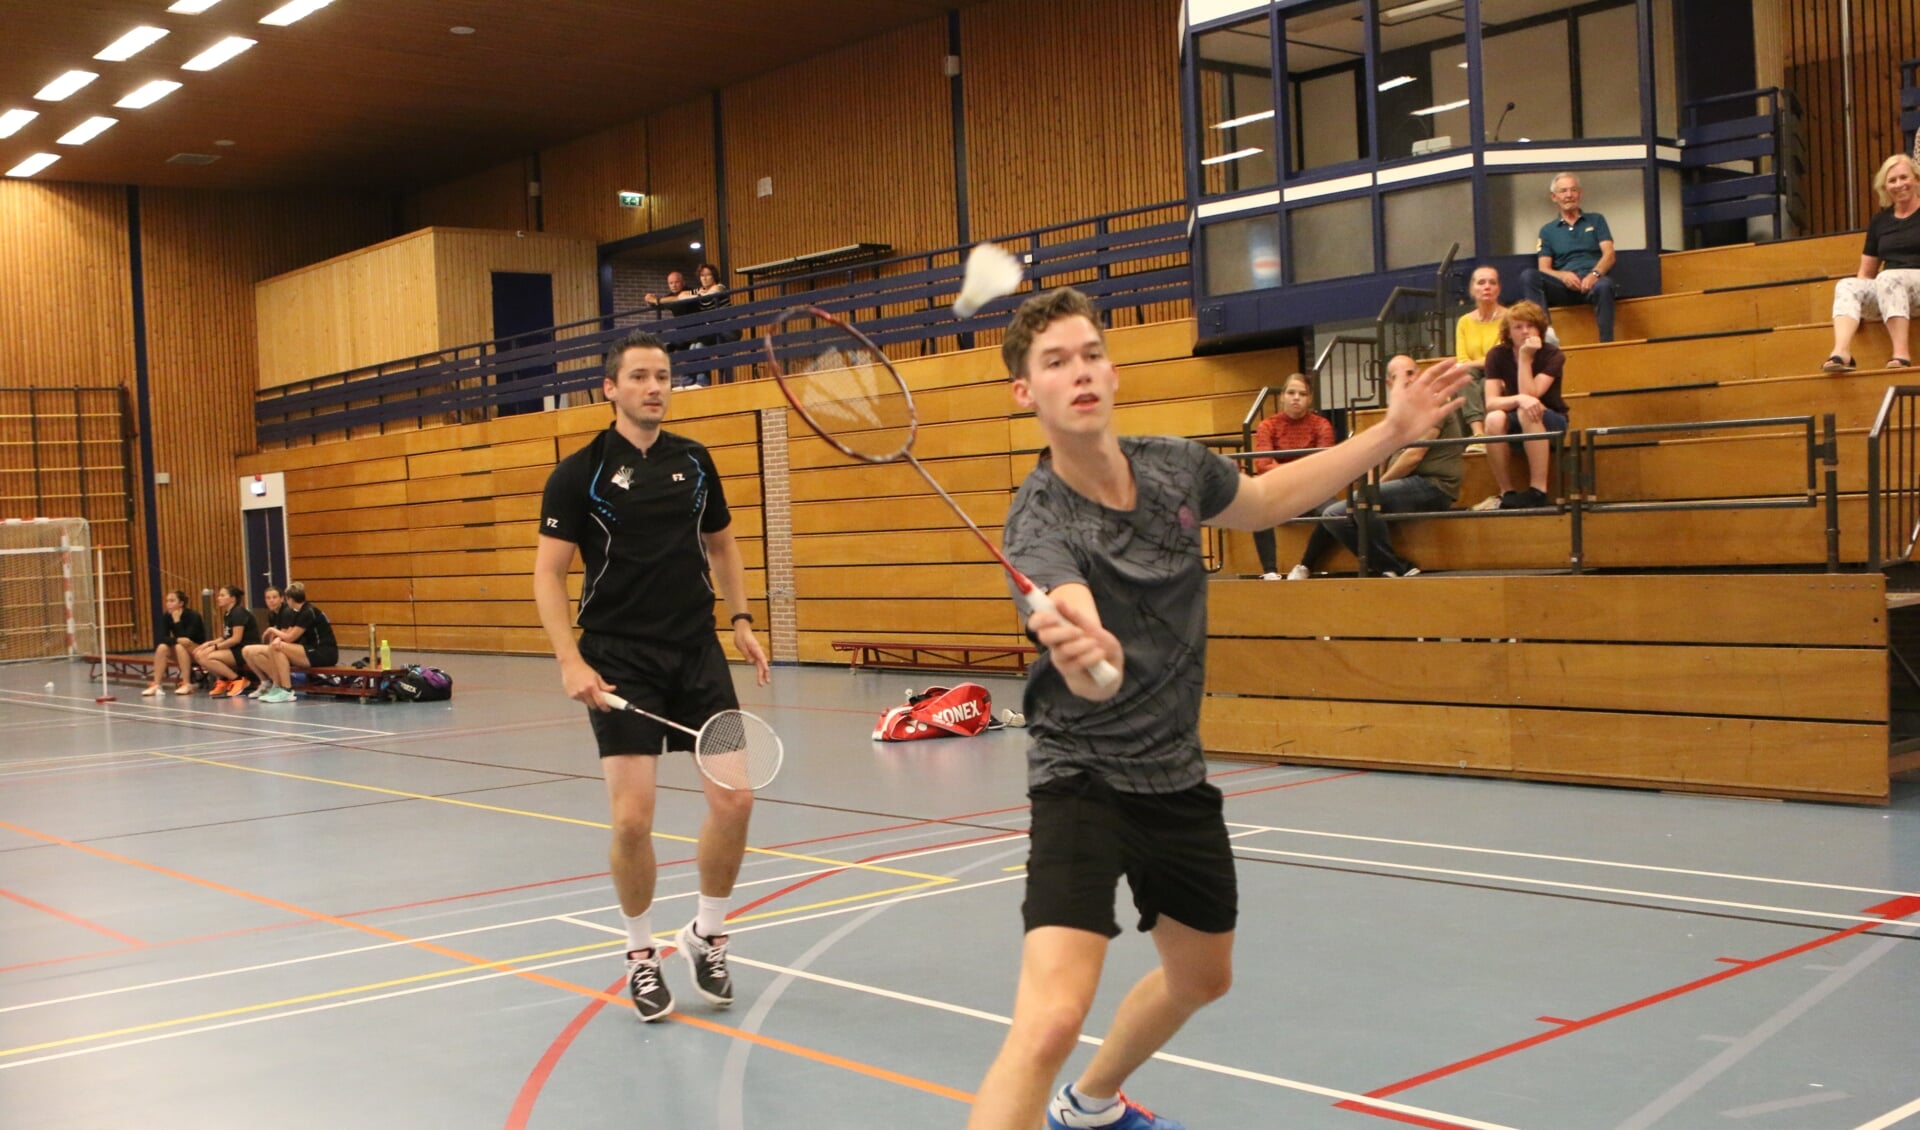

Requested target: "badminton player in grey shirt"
[{"left": 967, "top": 288, "right": 1469, "bottom": 1130}]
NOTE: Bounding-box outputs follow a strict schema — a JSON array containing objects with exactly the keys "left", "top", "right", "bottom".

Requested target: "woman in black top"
[
  {"left": 145, "top": 589, "right": 206, "bottom": 696},
  {"left": 194, "top": 585, "right": 260, "bottom": 697},
  {"left": 1824, "top": 153, "right": 1920, "bottom": 371},
  {"left": 260, "top": 581, "right": 339, "bottom": 702},
  {"left": 241, "top": 585, "right": 290, "bottom": 698}
]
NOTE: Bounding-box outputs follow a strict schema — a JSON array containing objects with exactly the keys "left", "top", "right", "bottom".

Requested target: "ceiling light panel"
[
  {"left": 1213, "top": 109, "right": 1276, "bottom": 130},
  {"left": 182, "top": 37, "right": 255, "bottom": 71},
  {"left": 96, "top": 26, "right": 170, "bottom": 62},
  {"left": 167, "top": 1, "right": 224, "bottom": 12},
  {"left": 260, "top": 0, "right": 333, "bottom": 26},
  {"left": 58, "top": 116, "right": 118, "bottom": 145},
  {"left": 0, "top": 109, "right": 38, "bottom": 138},
  {"left": 116, "top": 80, "right": 183, "bottom": 109},
  {"left": 6, "top": 154, "right": 61, "bottom": 178},
  {"left": 36, "top": 71, "right": 99, "bottom": 101}
]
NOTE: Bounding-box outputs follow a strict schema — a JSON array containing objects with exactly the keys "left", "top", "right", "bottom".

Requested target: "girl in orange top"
[{"left": 1250, "top": 372, "right": 1336, "bottom": 578}]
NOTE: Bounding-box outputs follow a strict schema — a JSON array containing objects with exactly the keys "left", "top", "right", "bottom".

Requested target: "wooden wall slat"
[
  {"left": 401, "top": 158, "right": 531, "bottom": 233},
  {"left": 1785, "top": 0, "right": 1920, "bottom": 233}
]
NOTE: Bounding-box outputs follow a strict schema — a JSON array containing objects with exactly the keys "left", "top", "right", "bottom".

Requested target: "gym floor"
[{"left": 1, "top": 654, "right": 1916, "bottom": 1130}]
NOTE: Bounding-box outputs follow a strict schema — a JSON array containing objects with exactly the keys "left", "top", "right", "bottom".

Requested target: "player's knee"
[
  {"left": 609, "top": 811, "right": 653, "bottom": 848},
  {"left": 708, "top": 786, "right": 753, "bottom": 823},
  {"left": 1166, "top": 962, "right": 1233, "bottom": 1005},
  {"left": 1016, "top": 999, "right": 1094, "bottom": 1064}
]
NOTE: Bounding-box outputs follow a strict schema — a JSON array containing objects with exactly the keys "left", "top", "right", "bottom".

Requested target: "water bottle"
[{"left": 379, "top": 639, "right": 391, "bottom": 670}]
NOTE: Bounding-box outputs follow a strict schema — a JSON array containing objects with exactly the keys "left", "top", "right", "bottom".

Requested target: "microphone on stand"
[{"left": 1492, "top": 101, "right": 1516, "bottom": 142}]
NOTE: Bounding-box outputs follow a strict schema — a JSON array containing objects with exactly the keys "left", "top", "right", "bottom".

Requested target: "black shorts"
[
  {"left": 305, "top": 645, "right": 339, "bottom": 668},
  {"left": 1022, "top": 773, "right": 1237, "bottom": 937},
  {"left": 579, "top": 632, "right": 738, "bottom": 757}
]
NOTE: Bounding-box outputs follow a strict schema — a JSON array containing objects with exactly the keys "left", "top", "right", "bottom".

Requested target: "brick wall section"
[
  {"left": 758, "top": 406, "right": 797, "bottom": 663},
  {"left": 610, "top": 262, "right": 677, "bottom": 329}
]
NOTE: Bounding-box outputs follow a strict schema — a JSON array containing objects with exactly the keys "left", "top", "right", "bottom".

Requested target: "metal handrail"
[
  {"left": 1867, "top": 387, "right": 1920, "bottom": 571},
  {"left": 1306, "top": 242, "right": 1458, "bottom": 411}
]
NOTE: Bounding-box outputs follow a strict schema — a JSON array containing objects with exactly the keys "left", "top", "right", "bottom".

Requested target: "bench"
[
  {"left": 80, "top": 654, "right": 396, "bottom": 700},
  {"left": 830, "top": 640, "right": 1037, "bottom": 675}
]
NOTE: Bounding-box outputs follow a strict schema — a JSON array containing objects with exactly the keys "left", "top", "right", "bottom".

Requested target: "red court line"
[
  {"left": 0, "top": 887, "right": 144, "bottom": 947},
  {"left": 1337, "top": 899, "right": 1920, "bottom": 1119},
  {"left": 504, "top": 976, "right": 623, "bottom": 1129},
  {"left": 1222, "top": 770, "right": 1368, "bottom": 798}
]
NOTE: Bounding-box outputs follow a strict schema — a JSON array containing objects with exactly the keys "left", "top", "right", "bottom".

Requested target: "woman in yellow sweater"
[{"left": 1455, "top": 265, "right": 1506, "bottom": 508}]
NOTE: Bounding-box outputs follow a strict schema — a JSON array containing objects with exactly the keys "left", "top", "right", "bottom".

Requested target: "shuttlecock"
[{"left": 952, "top": 242, "right": 1023, "bottom": 319}]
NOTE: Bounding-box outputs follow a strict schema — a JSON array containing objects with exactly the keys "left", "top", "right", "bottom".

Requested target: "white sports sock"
[
  {"left": 1068, "top": 1085, "right": 1119, "bottom": 1117},
  {"left": 621, "top": 910, "right": 654, "bottom": 955},
  {"left": 696, "top": 895, "right": 729, "bottom": 939}
]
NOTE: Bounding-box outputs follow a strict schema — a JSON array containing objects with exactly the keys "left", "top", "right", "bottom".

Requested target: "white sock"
[
  {"left": 696, "top": 895, "right": 729, "bottom": 939},
  {"left": 1068, "top": 1085, "right": 1119, "bottom": 1116},
  {"left": 621, "top": 910, "right": 654, "bottom": 955}
]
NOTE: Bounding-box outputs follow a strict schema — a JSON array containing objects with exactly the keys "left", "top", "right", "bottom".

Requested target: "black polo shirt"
[
  {"left": 221, "top": 605, "right": 261, "bottom": 649},
  {"left": 1866, "top": 207, "right": 1920, "bottom": 271},
  {"left": 540, "top": 424, "right": 732, "bottom": 645}
]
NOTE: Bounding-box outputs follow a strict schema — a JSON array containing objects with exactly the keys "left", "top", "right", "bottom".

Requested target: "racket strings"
[
  {"left": 769, "top": 312, "right": 915, "bottom": 461},
  {"left": 696, "top": 710, "right": 783, "bottom": 791}
]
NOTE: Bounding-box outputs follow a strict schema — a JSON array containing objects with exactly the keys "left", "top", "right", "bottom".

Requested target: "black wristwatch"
[{"left": 730, "top": 612, "right": 754, "bottom": 625}]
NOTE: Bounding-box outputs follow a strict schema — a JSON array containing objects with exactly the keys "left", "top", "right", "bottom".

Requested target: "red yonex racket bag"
[{"left": 872, "top": 683, "right": 994, "bottom": 741}]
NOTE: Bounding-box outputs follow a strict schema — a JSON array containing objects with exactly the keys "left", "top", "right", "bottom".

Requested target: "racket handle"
[
  {"left": 1022, "top": 588, "right": 1120, "bottom": 690},
  {"left": 601, "top": 691, "right": 632, "bottom": 712}
]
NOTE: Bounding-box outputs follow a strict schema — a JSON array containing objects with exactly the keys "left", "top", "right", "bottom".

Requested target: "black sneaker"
[
  {"left": 675, "top": 920, "right": 734, "bottom": 1007},
  {"left": 1522, "top": 487, "right": 1554, "bottom": 509},
  {"left": 625, "top": 948, "right": 673, "bottom": 1022},
  {"left": 1497, "top": 490, "right": 1525, "bottom": 510}
]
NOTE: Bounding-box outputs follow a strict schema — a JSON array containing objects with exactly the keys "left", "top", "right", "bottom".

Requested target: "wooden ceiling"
[{"left": 0, "top": 0, "right": 975, "bottom": 192}]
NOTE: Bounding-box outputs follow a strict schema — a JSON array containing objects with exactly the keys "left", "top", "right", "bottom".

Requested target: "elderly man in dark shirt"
[{"left": 1521, "top": 172, "right": 1618, "bottom": 342}]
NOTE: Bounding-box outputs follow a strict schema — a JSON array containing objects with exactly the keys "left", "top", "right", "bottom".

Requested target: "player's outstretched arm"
[
  {"left": 533, "top": 533, "right": 615, "bottom": 709},
  {"left": 1213, "top": 359, "right": 1471, "bottom": 530},
  {"left": 1027, "top": 582, "right": 1123, "bottom": 702}
]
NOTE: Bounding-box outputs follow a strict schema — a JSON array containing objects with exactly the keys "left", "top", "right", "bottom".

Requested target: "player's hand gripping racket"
[
  {"left": 763, "top": 306, "right": 1120, "bottom": 690},
  {"left": 599, "top": 694, "right": 784, "bottom": 791}
]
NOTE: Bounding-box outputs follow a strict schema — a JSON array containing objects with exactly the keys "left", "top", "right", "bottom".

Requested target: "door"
[
  {"left": 243, "top": 507, "right": 287, "bottom": 609},
  {"left": 491, "top": 271, "right": 557, "bottom": 417}
]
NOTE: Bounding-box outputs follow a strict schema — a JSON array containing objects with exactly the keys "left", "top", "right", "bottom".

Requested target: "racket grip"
[
  {"left": 1021, "top": 588, "right": 1121, "bottom": 690},
  {"left": 600, "top": 691, "right": 632, "bottom": 711}
]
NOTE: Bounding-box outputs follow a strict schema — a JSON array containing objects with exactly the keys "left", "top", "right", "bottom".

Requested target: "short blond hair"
[
  {"left": 1873, "top": 153, "right": 1920, "bottom": 209},
  {"left": 1002, "top": 288, "right": 1102, "bottom": 379}
]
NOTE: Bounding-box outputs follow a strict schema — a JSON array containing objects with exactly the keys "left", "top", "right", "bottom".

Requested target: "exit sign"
[{"left": 618, "top": 191, "right": 643, "bottom": 209}]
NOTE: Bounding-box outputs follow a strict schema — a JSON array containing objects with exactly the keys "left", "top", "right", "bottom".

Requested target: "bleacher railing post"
[
  {"left": 1823, "top": 413, "right": 1840, "bottom": 572},
  {"left": 1566, "top": 430, "right": 1584, "bottom": 574}
]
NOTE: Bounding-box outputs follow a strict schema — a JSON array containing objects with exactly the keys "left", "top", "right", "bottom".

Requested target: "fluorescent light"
[
  {"left": 1378, "top": 0, "right": 1463, "bottom": 25},
  {"left": 1410, "top": 99, "right": 1471, "bottom": 116},
  {"left": 1457, "top": 61, "right": 1469, "bottom": 68},
  {"left": 1212, "top": 109, "right": 1275, "bottom": 130},
  {"left": 690, "top": 242, "right": 703, "bottom": 250},
  {"left": 6, "top": 153, "right": 61, "bottom": 178},
  {"left": 36, "top": 71, "right": 98, "bottom": 102},
  {"left": 96, "top": 26, "right": 169, "bottom": 61},
  {"left": 0, "top": 109, "right": 38, "bottom": 138},
  {"left": 116, "top": 80, "right": 183, "bottom": 108},
  {"left": 1202, "top": 147, "right": 1264, "bottom": 166},
  {"left": 182, "top": 37, "right": 255, "bottom": 71},
  {"left": 57, "top": 116, "right": 118, "bottom": 145},
  {"left": 167, "top": 0, "right": 223, "bottom": 12},
  {"left": 259, "top": 0, "right": 333, "bottom": 26},
  {"left": 1376, "top": 75, "right": 1416, "bottom": 92}
]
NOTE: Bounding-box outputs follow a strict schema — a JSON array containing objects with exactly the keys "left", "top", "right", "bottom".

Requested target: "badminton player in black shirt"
[{"left": 534, "top": 328, "right": 769, "bottom": 1023}]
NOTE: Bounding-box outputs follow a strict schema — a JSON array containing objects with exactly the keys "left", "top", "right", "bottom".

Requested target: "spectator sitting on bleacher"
[
  {"left": 1290, "top": 354, "right": 1471, "bottom": 579},
  {"left": 678, "top": 262, "right": 737, "bottom": 388},
  {"left": 1249, "top": 372, "right": 1337, "bottom": 580},
  {"left": 1482, "top": 301, "right": 1568, "bottom": 510},
  {"left": 259, "top": 581, "right": 339, "bottom": 703},
  {"left": 194, "top": 584, "right": 260, "bottom": 699},
  {"left": 1521, "top": 172, "right": 1617, "bottom": 343},
  {"left": 1823, "top": 153, "right": 1920, "bottom": 372},
  {"left": 643, "top": 270, "right": 697, "bottom": 315},
  {"left": 241, "top": 585, "right": 290, "bottom": 699},
  {"left": 144, "top": 589, "right": 206, "bottom": 697},
  {"left": 1455, "top": 264, "right": 1506, "bottom": 462}
]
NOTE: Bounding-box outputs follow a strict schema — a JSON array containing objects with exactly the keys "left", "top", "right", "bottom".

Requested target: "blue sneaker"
[{"left": 1045, "top": 1085, "right": 1184, "bottom": 1129}]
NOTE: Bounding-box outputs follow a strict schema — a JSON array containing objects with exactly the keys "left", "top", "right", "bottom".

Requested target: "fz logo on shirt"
[
  {"left": 544, "top": 517, "right": 559, "bottom": 529},
  {"left": 672, "top": 472, "right": 686, "bottom": 482}
]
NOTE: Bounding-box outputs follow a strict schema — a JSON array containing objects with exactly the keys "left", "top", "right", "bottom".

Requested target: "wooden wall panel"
[
  {"left": 645, "top": 98, "right": 721, "bottom": 237},
  {"left": 430, "top": 229, "right": 599, "bottom": 349},
  {"left": 401, "top": 157, "right": 532, "bottom": 233},
  {"left": 0, "top": 183, "right": 134, "bottom": 391},
  {"left": 141, "top": 188, "right": 395, "bottom": 630},
  {"left": 256, "top": 230, "right": 441, "bottom": 388},
  {"left": 722, "top": 19, "right": 957, "bottom": 272},
  {"left": 1785, "top": 0, "right": 1920, "bottom": 233},
  {"left": 961, "top": 0, "right": 1183, "bottom": 238},
  {"left": 541, "top": 119, "right": 652, "bottom": 246}
]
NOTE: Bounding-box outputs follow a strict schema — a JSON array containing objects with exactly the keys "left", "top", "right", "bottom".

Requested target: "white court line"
[
  {"left": 0, "top": 690, "right": 392, "bottom": 741},
  {"left": 565, "top": 914, "right": 1524, "bottom": 1130},
  {"left": 1227, "top": 823, "right": 1920, "bottom": 900},
  {"left": 1855, "top": 1095, "right": 1920, "bottom": 1130},
  {"left": 0, "top": 833, "right": 1027, "bottom": 1015},
  {"left": 1232, "top": 845, "right": 1920, "bottom": 928}
]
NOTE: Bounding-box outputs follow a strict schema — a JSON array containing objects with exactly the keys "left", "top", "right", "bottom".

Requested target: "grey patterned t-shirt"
[{"left": 1003, "top": 435, "right": 1242, "bottom": 794}]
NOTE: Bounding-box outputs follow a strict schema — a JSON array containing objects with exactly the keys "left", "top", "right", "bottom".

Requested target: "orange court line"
[
  {"left": 0, "top": 816, "right": 972, "bottom": 1105},
  {"left": 0, "top": 887, "right": 144, "bottom": 947}
]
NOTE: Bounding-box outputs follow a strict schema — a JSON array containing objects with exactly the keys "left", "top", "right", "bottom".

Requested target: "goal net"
[{"left": 0, "top": 518, "right": 97, "bottom": 663}]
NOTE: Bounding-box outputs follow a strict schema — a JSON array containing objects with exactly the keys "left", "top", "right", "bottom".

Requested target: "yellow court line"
[
  {"left": 0, "top": 940, "right": 620, "bottom": 1058},
  {"left": 142, "top": 749, "right": 952, "bottom": 883}
]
